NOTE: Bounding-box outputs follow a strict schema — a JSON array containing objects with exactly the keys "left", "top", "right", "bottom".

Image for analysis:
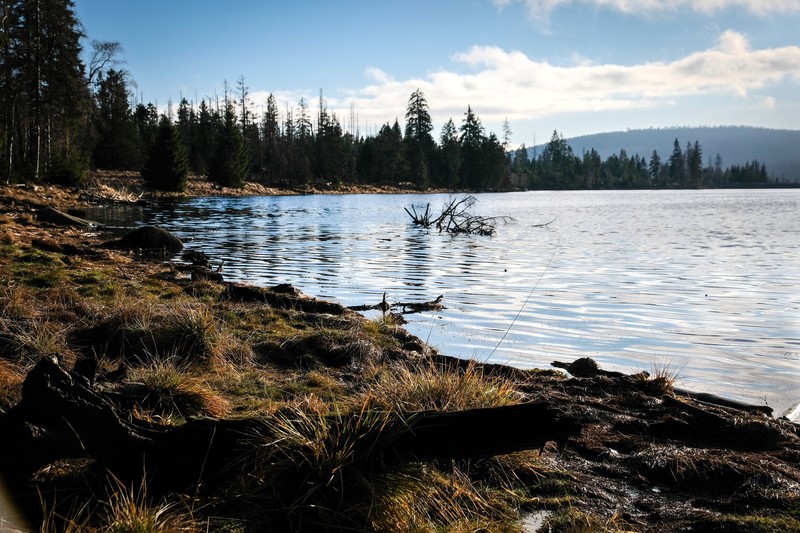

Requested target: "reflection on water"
[{"left": 87, "top": 189, "right": 800, "bottom": 413}]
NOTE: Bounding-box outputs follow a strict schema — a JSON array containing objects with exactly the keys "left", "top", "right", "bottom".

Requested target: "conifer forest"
[{"left": 0, "top": 0, "right": 774, "bottom": 192}]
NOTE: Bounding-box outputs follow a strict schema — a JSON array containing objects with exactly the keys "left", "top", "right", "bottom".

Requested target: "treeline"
[
  {"left": 0, "top": 0, "right": 773, "bottom": 192},
  {"left": 508, "top": 133, "right": 771, "bottom": 190}
]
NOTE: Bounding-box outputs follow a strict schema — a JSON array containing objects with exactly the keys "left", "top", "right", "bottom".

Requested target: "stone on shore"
[{"left": 106, "top": 225, "right": 184, "bottom": 252}]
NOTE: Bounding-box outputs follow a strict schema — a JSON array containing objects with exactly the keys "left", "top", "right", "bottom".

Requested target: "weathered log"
[
  {"left": 225, "top": 282, "right": 350, "bottom": 316},
  {"left": 393, "top": 401, "right": 581, "bottom": 461},
  {"left": 0, "top": 358, "right": 582, "bottom": 502},
  {"left": 36, "top": 206, "right": 97, "bottom": 228}
]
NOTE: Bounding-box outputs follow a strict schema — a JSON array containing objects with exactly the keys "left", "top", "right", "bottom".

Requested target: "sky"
[{"left": 72, "top": 0, "right": 800, "bottom": 147}]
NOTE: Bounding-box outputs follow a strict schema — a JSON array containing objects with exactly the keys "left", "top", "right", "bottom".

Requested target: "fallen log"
[
  {"left": 36, "top": 206, "right": 97, "bottom": 228},
  {"left": 0, "top": 358, "right": 582, "bottom": 512}
]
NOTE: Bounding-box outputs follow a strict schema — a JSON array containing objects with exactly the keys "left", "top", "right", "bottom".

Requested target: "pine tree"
[
  {"left": 438, "top": 118, "right": 461, "bottom": 187},
  {"left": 648, "top": 150, "right": 661, "bottom": 182},
  {"left": 688, "top": 140, "right": 703, "bottom": 188},
  {"left": 668, "top": 138, "right": 684, "bottom": 185},
  {"left": 92, "top": 69, "right": 140, "bottom": 170},
  {"left": 262, "top": 93, "right": 283, "bottom": 185},
  {"left": 2, "top": 0, "right": 87, "bottom": 183},
  {"left": 459, "top": 106, "right": 485, "bottom": 188},
  {"left": 404, "top": 89, "right": 436, "bottom": 188},
  {"left": 142, "top": 116, "right": 188, "bottom": 192},
  {"left": 208, "top": 99, "right": 249, "bottom": 188}
]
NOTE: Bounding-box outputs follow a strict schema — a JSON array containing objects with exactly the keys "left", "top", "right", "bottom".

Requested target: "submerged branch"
[
  {"left": 405, "top": 195, "right": 515, "bottom": 236},
  {"left": 349, "top": 294, "right": 445, "bottom": 315}
]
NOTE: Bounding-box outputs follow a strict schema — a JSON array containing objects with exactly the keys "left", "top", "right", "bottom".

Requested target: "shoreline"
[{"left": 2, "top": 181, "right": 800, "bottom": 531}]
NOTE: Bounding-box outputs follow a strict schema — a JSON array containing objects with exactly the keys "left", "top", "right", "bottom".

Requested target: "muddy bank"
[{"left": 1, "top": 183, "right": 800, "bottom": 532}]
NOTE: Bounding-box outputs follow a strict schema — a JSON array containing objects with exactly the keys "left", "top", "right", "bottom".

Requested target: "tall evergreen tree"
[
  {"left": 370, "top": 120, "right": 407, "bottom": 184},
  {"left": 687, "top": 140, "right": 703, "bottom": 188},
  {"left": 481, "top": 133, "right": 508, "bottom": 190},
  {"left": 1, "top": 0, "right": 87, "bottom": 182},
  {"left": 648, "top": 150, "right": 662, "bottom": 183},
  {"left": 668, "top": 138, "right": 684, "bottom": 185},
  {"left": 261, "top": 93, "right": 283, "bottom": 185},
  {"left": 437, "top": 118, "right": 461, "bottom": 187},
  {"left": 142, "top": 116, "right": 188, "bottom": 192},
  {"left": 133, "top": 102, "right": 159, "bottom": 158},
  {"left": 208, "top": 99, "right": 249, "bottom": 188},
  {"left": 404, "top": 89, "right": 435, "bottom": 188},
  {"left": 92, "top": 69, "right": 139, "bottom": 169},
  {"left": 582, "top": 148, "right": 602, "bottom": 189},
  {"left": 193, "top": 99, "right": 217, "bottom": 175},
  {"left": 459, "top": 106, "right": 484, "bottom": 188},
  {"left": 542, "top": 130, "right": 575, "bottom": 188}
]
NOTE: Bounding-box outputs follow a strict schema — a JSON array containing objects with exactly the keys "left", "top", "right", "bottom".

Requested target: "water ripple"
[{"left": 87, "top": 189, "right": 800, "bottom": 414}]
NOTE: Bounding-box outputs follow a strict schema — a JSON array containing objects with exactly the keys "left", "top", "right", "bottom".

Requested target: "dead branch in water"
[
  {"left": 405, "top": 195, "right": 515, "bottom": 236},
  {"left": 349, "top": 294, "right": 445, "bottom": 315}
]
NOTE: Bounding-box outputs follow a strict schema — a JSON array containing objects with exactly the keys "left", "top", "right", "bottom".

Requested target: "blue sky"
[{"left": 73, "top": 0, "right": 800, "bottom": 146}]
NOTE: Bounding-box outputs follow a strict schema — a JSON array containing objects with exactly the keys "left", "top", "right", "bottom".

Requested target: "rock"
[
  {"left": 36, "top": 206, "right": 96, "bottom": 228},
  {"left": 106, "top": 225, "right": 183, "bottom": 252}
]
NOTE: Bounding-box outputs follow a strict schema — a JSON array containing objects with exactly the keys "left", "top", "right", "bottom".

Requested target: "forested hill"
[{"left": 532, "top": 127, "right": 800, "bottom": 182}]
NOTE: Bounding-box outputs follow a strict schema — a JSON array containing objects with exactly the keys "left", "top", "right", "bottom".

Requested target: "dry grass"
[
  {"left": 236, "top": 402, "right": 405, "bottom": 530},
  {"left": 372, "top": 463, "right": 522, "bottom": 532},
  {"left": 0, "top": 317, "right": 71, "bottom": 364},
  {"left": 634, "top": 360, "right": 680, "bottom": 396},
  {"left": 124, "top": 356, "right": 230, "bottom": 421},
  {"left": 100, "top": 476, "right": 194, "bottom": 533},
  {"left": 542, "top": 507, "right": 639, "bottom": 533},
  {"left": 362, "top": 360, "right": 522, "bottom": 412},
  {"left": 0, "top": 358, "right": 24, "bottom": 409}
]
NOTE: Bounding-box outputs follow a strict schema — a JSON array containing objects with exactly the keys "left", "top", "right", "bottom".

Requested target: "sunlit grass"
[
  {"left": 362, "top": 359, "right": 522, "bottom": 412},
  {"left": 124, "top": 355, "right": 230, "bottom": 421},
  {"left": 101, "top": 476, "right": 194, "bottom": 533}
]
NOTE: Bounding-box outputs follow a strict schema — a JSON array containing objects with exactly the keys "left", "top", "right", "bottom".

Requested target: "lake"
[{"left": 91, "top": 189, "right": 800, "bottom": 415}]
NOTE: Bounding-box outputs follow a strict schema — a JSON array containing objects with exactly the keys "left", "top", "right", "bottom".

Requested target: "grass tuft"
[
  {"left": 124, "top": 356, "right": 230, "bottom": 421},
  {"left": 238, "top": 402, "right": 404, "bottom": 530},
  {"left": 101, "top": 475, "right": 193, "bottom": 533},
  {"left": 362, "top": 360, "right": 522, "bottom": 412},
  {"left": 634, "top": 360, "right": 680, "bottom": 396}
]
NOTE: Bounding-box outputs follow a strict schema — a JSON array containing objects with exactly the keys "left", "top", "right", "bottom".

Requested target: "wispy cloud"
[
  {"left": 493, "top": 0, "right": 800, "bottom": 18},
  {"left": 330, "top": 31, "right": 799, "bottom": 133}
]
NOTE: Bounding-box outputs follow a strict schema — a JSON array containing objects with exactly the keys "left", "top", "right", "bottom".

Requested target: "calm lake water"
[{"left": 90, "top": 189, "right": 800, "bottom": 415}]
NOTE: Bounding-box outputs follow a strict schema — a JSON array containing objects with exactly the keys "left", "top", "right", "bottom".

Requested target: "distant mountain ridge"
[{"left": 529, "top": 126, "right": 800, "bottom": 182}]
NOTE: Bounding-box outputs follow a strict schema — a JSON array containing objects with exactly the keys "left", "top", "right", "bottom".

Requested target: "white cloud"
[
  {"left": 329, "top": 31, "right": 799, "bottom": 134},
  {"left": 497, "top": 0, "right": 800, "bottom": 18}
]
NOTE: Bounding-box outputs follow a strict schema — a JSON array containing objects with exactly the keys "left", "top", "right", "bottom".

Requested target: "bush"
[{"left": 46, "top": 150, "right": 87, "bottom": 186}]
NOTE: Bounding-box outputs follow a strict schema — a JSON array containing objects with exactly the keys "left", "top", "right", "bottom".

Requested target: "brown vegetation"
[{"left": 1, "top": 180, "right": 800, "bottom": 532}]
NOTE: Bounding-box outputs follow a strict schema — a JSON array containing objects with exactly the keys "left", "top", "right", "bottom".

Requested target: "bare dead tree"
[{"left": 405, "top": 195, "right": 515, "bottom": 236}]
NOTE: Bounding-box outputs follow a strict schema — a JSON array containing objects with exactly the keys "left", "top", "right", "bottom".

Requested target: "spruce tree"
[
  {"left": 208, "top": 100, "right": 249, "bottom": 188},
  {"left": 142, "top": 116, "right": 188, "bottom": 192},
  {"left": 2, "top": 0, "right": 87, "bottom": 183},
  {"left": 93, "top": 69, "right": 140, "bottom": 170},
  {"left": 404, "top": 89, "right": 435, "bottom": 188}
]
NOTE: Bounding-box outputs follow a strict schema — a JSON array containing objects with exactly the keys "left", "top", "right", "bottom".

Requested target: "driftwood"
[
  {"left": 0, "top": 358, "right": 582, "bottom": 511},
  {"left": 553, "top": 357, "right": 774, "bottom": 415},
  {"left": 349, "top": 293, "right": 445, "bottom": 314},
  {"left": 405, "top": 195, "right": 515, "bottom": 236},
  {"left": 36, "top": 206, "right": 98, "bottom": 228}
]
